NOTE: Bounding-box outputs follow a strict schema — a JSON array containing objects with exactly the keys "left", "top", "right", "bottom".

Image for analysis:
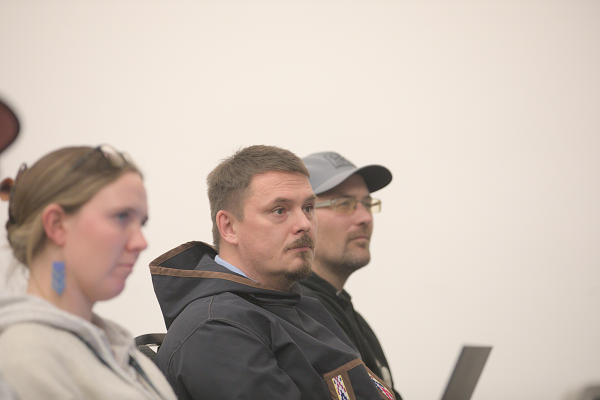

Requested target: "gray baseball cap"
[{"left": 303, "top": 151, "right": 392, "bottom": 195}]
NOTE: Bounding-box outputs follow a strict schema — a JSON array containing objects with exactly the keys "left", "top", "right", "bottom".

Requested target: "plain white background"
[{"left": 1, "top": 1, "right": 599, "bottom": 399}]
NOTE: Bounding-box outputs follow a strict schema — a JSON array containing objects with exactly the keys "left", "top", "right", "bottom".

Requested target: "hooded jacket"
[
  {"left": 0, "top": 295, "right": 176, "bottom": 400},
  {"left": 150, "top": 241, "right": 396, "bottom": 400},
  {"left": 300, "top": 273, "right": 401, "bottom": 399}
]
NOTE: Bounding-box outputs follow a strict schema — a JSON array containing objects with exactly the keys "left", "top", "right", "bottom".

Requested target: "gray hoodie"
[{"left": 0, "top": 295, "right": 176, "bottom": 400}]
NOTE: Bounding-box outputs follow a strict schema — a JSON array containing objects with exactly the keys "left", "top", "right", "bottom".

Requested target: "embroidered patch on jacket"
[
  {"left": 332, "top": 375, "right": 350, "bottom": 400},
  {"left": 369, "top": 373, "right": 394, "bottom": 400}
]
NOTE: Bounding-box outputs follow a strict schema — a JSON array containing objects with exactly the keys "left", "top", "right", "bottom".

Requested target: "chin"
[
  {"left": 342, "top": 254, "right": 370, "bottom": 272},
  {"left": 100, "top": 282, "right": 127, "bottom": 301},
  {"left": 285, "top": 262, "right": 312, "bottom": 282}
]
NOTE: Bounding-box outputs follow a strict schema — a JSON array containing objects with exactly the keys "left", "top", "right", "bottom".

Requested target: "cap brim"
[
  {"left": 355, "top": 165, "right": 392, "bottom": 193},
  {"left": 313, "top": 164, "right": 392, "bottom": 194}
]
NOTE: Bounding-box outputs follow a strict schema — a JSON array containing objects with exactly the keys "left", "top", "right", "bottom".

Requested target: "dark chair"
[{"left": 135, "top": 333, "right": 166, "bottom": 363}]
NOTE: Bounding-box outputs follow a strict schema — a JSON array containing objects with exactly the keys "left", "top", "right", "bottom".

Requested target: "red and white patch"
[
  {"left": 369, "top": 373, "right": 394, "bottom": 400},
  {"left": 332, "top": 375, "right": 350, "bottom": 400}
]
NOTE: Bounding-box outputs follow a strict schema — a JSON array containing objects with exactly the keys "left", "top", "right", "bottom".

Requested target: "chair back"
[{"left": 135, "top": 333, "right": 166, "bottom": 363}]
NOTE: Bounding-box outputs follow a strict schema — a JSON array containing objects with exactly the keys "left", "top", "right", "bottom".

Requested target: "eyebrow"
[
  {"left": 316, "top": 194, "right": 371, "bottom": 200},
  {"left": 271, "top": 194, "right": 317, "bottom": 205},
  {"left": 117, "top": 206, "right": 149, "bottom": 222}
]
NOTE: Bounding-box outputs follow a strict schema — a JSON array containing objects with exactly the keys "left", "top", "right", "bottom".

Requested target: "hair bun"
[{"left": 0, "top": 177, "right": 14, "bottom": 201}]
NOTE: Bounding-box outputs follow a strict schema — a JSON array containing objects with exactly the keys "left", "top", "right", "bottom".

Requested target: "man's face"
[
  {"left": 314, "top": 174, "right": 373, "bottom": 274},
  {"left": 234, "top": 171, "right": 317, "bottom": 291}
]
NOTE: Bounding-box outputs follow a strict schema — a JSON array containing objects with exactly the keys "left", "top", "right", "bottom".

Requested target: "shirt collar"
[{"left": 215, "top": 255, "right": 251, "bottom": 279}]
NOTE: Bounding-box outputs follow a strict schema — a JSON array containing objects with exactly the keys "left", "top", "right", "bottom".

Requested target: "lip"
[
  {"left": 289, "top": 246, "right": 314, "bottom": 252},
  {"left": 349, "top": 236, "right": 370, "bottom": 241}
]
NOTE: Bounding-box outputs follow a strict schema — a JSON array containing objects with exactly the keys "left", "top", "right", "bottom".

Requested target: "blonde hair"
[{"left": 6, "top": 146, "right": 140, "bottom": 266}]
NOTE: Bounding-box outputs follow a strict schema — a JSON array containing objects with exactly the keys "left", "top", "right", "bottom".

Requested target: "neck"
[
  {"left": 218, "top": 248, "right": 295, "bottom": 292},
  {"left": 310, "top": 262, "right": 349, "bottom": 292},
  {"left": 28, "top": 254, "right": 94, "bottom": 322}
]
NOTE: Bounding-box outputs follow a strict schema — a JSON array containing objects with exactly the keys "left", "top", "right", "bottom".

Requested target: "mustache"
[
  {"left": 347, "top": 228, "right": 371, "bottom": 241},
  {"left": 285, "top": 235, "right": 315, "bottom": 251}
]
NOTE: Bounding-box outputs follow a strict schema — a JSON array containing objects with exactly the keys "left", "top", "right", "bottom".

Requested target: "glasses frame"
[
  {"left": 315, "top": 196, "right": 381, "bottom": 215},
  {"left": 71, "top": 144, "right": 134, "bottom": 171}
]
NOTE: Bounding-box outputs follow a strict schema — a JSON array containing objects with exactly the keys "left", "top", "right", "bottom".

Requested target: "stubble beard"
[
  {"left": 323, "top": 241, "right": 371, "bottom": 276},
  {"left": 284, "top": 250, "right": 313, "bottom": 282},
  {"left": 341, "top": 248, "right": 371, "bottom": 273}
]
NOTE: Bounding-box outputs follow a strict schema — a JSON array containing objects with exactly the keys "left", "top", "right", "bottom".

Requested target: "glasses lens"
[
  {"left": 318, "top": 197, "right": 382, "bottom": 215},
  {"left": 369, "top": 199, "right": 381, "bottom": 213},
  {"left": 334, "top": 198, "right": 357, "bottom": 214}
]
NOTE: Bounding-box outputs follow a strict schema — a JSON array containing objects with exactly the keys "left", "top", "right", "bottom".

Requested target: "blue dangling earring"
[{"left": 51, "top": 261, "right": 66, "bottom": 296}]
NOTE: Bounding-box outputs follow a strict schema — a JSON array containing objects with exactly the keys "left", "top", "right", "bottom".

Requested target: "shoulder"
[
  {"left": 299, "top": 285, "right": 347, "bottom": 324},
  {"left": 0, "top": 323, "right": 87, "bottom": 398},
  {"left": 0, "top": 322, "right": 95, "bottom": 368},
  {"left": 298, "top": 276, "right": 340, "bottom": 307},
  {"left": 0, "top": 322, "right": 68, "bottom": 354},
  {"left": 164, "top": 293, "right": 278, "bottom": 351},
  {"left": 179, "top": 292, "right": 280, "bottom": 329}
]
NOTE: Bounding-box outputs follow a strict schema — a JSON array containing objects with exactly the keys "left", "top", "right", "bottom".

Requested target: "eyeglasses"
[
  {"left": 71, "top": 144, "right": 134, "bottom": 171},
  {"left": 315, "top": 196, "right": 381, "bottom": 215}
]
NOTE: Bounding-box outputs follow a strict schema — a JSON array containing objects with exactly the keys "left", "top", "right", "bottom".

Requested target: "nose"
[
  {"left": 294, "top": 209, "right": 313, "bottom": 234},
  {"left": 128, "top": 225, "right": 148, "bottom": 252},
  {"left": 354, "top": 201, "right": 373, "bottom": 226}
]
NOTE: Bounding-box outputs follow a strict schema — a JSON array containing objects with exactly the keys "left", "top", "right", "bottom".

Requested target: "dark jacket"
[
  {"left": 300, "top": 273, "right": 401, "bottom": 399},
  {"left": 150, "top": 241, "right": 396, "bottom": 400}
]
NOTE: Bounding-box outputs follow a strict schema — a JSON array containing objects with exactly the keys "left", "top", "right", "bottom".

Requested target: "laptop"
[{"left": 439, "top": 345, "right": 492, "bottom": 400}]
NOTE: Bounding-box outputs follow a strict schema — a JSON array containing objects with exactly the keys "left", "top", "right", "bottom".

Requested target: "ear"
[
  {"left": 41, "top": 203, "right": 69, "bottom": 247},
  {"left": 216, "top": 210, "right": 238, "bottom": 246}
]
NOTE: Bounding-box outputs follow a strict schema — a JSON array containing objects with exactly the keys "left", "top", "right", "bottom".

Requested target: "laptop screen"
[{"left": 440, "top": 345, "right": 492, "bottom": 400}]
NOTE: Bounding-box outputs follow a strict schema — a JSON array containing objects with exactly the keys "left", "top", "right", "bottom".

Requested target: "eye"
[
  {"left": 303, "top": 204, "right": 315, "bottom": 214},
  {"left": 335, "top": 199, "right": 354, "bottom": 211},
  {"left": 114, "top": 210, "right": 138, "bottom": 226},
  {"left": 116, "top": 211, "right": 131, "bottom": 222},
  {"left": 272, "top": 208, "right": 286, "bottom": 215}
]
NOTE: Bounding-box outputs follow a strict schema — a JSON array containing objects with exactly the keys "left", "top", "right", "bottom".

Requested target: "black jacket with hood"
[
  {"left": 150, "top": 241, "right": 396, "bottom": 400},
  {"left": 300, "top": 273, "right": 401, "bottom": 399}
]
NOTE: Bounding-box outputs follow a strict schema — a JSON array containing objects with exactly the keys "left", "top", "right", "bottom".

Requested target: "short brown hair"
[
  {"left": 207, "top": 145, "right": 309, "bottom": 250},
  {"left": 6, "top": 146, "right": 140, "bottom": 266}
]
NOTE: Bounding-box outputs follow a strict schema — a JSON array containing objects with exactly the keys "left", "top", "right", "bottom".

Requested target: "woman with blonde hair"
[{"left": 0, "top": 145, "right": 176, "bottom": 400}]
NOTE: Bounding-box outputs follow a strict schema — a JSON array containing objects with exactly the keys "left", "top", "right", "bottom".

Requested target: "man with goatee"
[{"left": 150, "top": 145, "right": 396, "bottom": 400}]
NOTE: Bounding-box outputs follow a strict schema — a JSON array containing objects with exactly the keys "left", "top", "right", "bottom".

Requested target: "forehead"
[
  {"left": 317, "top": 173, "right": 369, "bottom": 199},
  {"left": 86, "top": 172, "right": 147, "bottom": 210},
  {"left": 247, "top": 171, "right": 314, "bottom": 204}
]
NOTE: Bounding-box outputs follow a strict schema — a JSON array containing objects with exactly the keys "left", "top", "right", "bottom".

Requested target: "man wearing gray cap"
[{"left": 300, "top": 151, "right": 400, "bottom": 399}]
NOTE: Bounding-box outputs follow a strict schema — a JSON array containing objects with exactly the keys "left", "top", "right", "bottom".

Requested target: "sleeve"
[{"left": 165, "top": 318, "right": 304, "bottom": 400}]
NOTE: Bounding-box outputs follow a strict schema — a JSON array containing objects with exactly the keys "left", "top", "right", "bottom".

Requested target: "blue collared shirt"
[{"left": 214, "top": 255, "right": 252, "bottom": 280}]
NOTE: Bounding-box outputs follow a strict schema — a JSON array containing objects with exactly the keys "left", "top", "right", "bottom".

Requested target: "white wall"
[{"left": 1, "top": 1, "right": 599, "bottom": 399}]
